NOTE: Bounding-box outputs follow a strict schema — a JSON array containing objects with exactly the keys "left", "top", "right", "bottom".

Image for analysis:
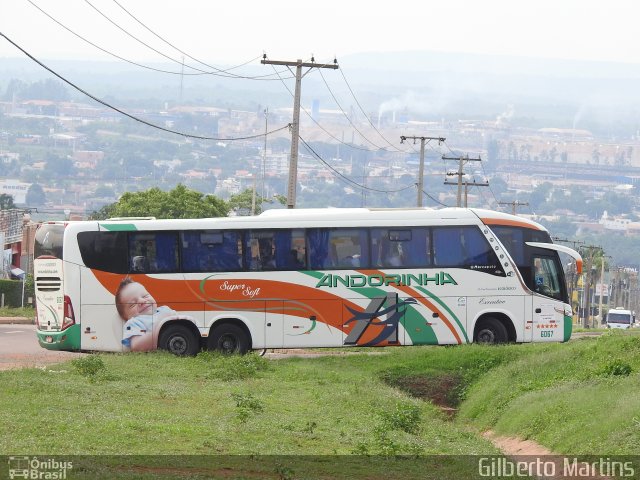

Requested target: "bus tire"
[
  {"left": 158, "top": 324, "right": 200, "bottom": 356},
  {"left": 474, "top": 317, "right": 508, "bottom": 344},
  {"left": 208, "top": 324, "right": 249, "bottom": 355}
]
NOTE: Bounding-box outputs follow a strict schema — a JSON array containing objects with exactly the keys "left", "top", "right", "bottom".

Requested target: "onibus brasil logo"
[{"left": 8, "top": 457, "right": 73, "bottom": 479}]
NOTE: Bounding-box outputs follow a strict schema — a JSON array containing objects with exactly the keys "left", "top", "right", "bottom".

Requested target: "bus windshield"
[
  {"left": 490, "top": 225, "right": 568, "bottom": 302},
  {"left": 34, "top": 224, "right": 64, "bottom": 259},
  {"left": 608, "top": 313, "right": 631, "bottom": 324}
]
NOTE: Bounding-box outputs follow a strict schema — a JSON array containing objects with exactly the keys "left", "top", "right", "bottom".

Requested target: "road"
[{"left": 0, "top": 324, "right": 81, "bottom": 370}]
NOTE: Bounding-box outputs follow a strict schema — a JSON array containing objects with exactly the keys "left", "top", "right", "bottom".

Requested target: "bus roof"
[{"left": 66, "top": 207, "right": 548, "bottom": 233}]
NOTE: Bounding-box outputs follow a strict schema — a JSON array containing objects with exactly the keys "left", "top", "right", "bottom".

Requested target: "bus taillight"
[{"left": 61, "top": 295, "right": 75, "bottom": 330}]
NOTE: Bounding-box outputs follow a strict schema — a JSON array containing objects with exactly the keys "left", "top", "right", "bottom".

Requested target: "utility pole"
[
  {"left": 442, "top": 155, "right": 482, "bottom": 207},
  {"left": 262, "top": 55, "right": 339, "bottom": 208},
  {"left": 400, "top": 136, "right": 445, "bottom": 207},
  {"left": 499, "top": 200, "right": 529, "bottom": 215},
  {"left": 579, "top": 245, "right": 603, "bottom": 328},
  {"left": 444, "top": 178, "right": 490, "bottom": 207}
]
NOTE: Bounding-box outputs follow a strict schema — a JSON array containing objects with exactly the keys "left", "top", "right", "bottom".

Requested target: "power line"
[
  {"left": 0, "top": 32, "right": 291, "bottom": 141},
  {"left": 498, "top": 201, "right": 529, "bottom": 215},
  {"left": 318, "top": 69, "right": 397, "bottom": 152},
  {"left": 420, "top": 189, "right": 450, "bottom": 207},
  {"left": 110, "top": 0, "right": 268, "bottom": 76},
  {"left": 26, "top": 0, "right": 290, "bottom": 80},
  {"left": 338, "top": 66, "right": 412, "bottom": 153},
  {"left": 442, "top": 154, "right": 484, "bottom": 207},
  {"left": 399, "top": 135, "right": 445, "bottom": 207},
  {"left": 262, "top": 55, "right": 340, "bottom": 208},
  {"left": 299, "top": 135, "right": 415, "bottom": 194},
  {"left": 268, "top": 64, "right": 377, "bottom": 153}
]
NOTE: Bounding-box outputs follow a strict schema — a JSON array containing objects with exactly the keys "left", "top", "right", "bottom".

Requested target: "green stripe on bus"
[
  {"left": 301, "top": 271, "right": 438, "bottom": 345},
  {"left": 415, "top": 286, "right": 469, "bottom": 343},
  {"left": 563, "top": 314, "right": 572, "bottom": 342},
  {"left": 100, "top": 223, "right": 138, "bottom": 231}
]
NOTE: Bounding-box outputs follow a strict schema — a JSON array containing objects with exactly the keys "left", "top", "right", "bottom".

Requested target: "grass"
[
  {"left": 2, "top": 332, "right": 640, "bottom": 477},
  {"left": 0, "top": 306, "right": 34, "bottom": 317},
  {"left": 0, "top": 349, "right": 498, "bottom": 456},
  {"left": 458, "top": 330, "right": 640, "bottom": 455}
]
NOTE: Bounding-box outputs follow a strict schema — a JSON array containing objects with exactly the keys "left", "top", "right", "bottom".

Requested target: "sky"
[{"left": 1, "top": 0, "right": 640, "bottom": 68}]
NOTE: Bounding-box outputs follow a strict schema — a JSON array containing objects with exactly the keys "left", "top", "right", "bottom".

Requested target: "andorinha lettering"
[{"left": 315, "top": 272, "right": 458, "bottom": 288}]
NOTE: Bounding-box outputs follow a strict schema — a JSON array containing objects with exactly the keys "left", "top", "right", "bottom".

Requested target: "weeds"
[
  {"left": 230, "top": 392, "right": 264, "bottom": 422},
  {"left": 379, "top": 402, "right": 421, "bottom": 434},
  {"left": 601, "top": 359, "right": 633, "bottom": 377},
  {"left": 71, "top": 355, "right": 106, "bottom": 380},
  {"left": 198, "top": 351, "right": 269, "bottom": 381}
]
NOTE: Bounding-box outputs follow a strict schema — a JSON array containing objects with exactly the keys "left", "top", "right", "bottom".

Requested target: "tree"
[
  {"left": 0, "top": 193, "right": 16, "bottom": 210},
  {"left": 25, "top": 184, "right": 46, "bottom": 206},
  {"left": 91, "top": 184, "right": 229, "bottom": 219},
  {"left": 228, "top": 188, "right": 266, "bottom": 215}
]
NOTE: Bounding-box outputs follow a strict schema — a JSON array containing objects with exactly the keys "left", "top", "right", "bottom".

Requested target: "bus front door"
[{"left": 530, "top": 255, "right": 565, "bottom": 342}]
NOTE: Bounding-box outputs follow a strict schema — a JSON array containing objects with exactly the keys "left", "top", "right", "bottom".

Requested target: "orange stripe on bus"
[
  {"left": 359, "top": 270, "right": 463, "bottom": 345},
  {"left": 480, "top": 218, "right": 543, "bottom": 230}
]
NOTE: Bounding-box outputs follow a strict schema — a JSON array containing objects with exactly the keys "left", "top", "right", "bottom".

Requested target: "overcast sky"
[{"left": 1, "top": 0, "right": 639, "bottom": 67}]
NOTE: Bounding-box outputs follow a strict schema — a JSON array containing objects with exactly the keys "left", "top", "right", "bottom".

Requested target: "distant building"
[{"left": 0, "top": 179, "right": 31, "bottom": 204}]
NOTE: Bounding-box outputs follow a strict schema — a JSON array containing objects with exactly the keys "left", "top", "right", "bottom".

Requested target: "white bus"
[
  {"left": 33, "top": 208, "right": 582, "bottom": 355},
  {"left": 606, "top": 308, "right": 634, "bottom": 330}
]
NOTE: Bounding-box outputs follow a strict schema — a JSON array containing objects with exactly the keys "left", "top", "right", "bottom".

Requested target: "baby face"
[{"left": 119, "top": 282, "right": 157, "bottom": 320}]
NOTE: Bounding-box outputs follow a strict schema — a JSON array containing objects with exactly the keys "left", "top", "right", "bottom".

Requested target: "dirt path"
[{"left": 483, "top": 431, "right": 614, "bottom": 480}]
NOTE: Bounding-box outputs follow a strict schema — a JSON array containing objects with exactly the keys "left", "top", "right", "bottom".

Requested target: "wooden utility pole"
[
  {"left": 261, "top": 56, "right": 339, "bottom": 208},
  {"left": 499, "top": 200, "right": 529, "bottom": 215},
  {"left": 400, "top": 135, "right": 445, "bottom": 207},
  {"left": 442, "top": 155, "right": 483, "bottom": 207},
  {"left": 444, "top": 178, "right": 490, "bottom": 207}
]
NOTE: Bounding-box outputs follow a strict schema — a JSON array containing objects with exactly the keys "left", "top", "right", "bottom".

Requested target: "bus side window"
[
  {"left": 181, "top": 231, "right": 243, "bottom": 272},
  {"left": 128, "top": 232, "right": 179, "bottom": 274},
  {"left": 433, "top": 228, "right": 464, "bottom": 266},
  {"left": 77, "top": 231, "right": 128, "bottom": 273}
]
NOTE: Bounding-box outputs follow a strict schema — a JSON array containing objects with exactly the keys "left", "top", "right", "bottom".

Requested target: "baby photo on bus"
[{"left": 115, "top": 277, "right": 188, "bottom": 352}]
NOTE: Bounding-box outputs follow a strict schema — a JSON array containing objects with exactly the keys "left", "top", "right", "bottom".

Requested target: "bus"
[
  {"left": 606, "top": 308, "right": 634, "bottom": 330},
  {"left": 33, "top": 207, "right": 582, "bottom": 355}
]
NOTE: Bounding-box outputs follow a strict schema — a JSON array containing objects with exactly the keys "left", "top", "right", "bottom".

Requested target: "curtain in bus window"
[
  {"left": 462, "top": 227, "right": 493, "bottom": 267},
  {"left": 308, "top": 229, "right": 330, "bottom": 269},
  {"left": 182, "top": 231, "right": 242, "bottom": 272},
  {"left": 403, "top": 228, "right": 431, "bottom": 268},
  {"left": 273, "top": 230, "right": 292, "bottom": 268},
  {"left": 155, "top": 233, "right": 178, "bottom": 272},
  {"left": 129, "top": 232, "right": 178, "bottom": 273},
  {"left": 219, "top": 232, "right": 242, "bottom": 270},
  {"left": 433, "top": 228, "right": 465, "bottom": 266}
]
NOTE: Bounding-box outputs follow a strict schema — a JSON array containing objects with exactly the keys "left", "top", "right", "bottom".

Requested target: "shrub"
[
  {"left": 230, "top": 392, "right": 264, "bottom": 422},
  {"left": 71, "top": 355, "right": 106, "bottom": 378},
  {"left": 601, "top": 359, "right": 632, "bottom": 377},
  {"left": 379, "top": 402, "right": 421, "bottom": 434}
]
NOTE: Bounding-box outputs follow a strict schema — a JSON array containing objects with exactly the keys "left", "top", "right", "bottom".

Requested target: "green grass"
[
  {"left": 2, "top": 332, "right": 640, "bottom": 477},
  {"left": 0, "top": 349, "right": 498, "bottom": 456},
  {"left": 0, "top": 306, "right": 34, "bottom": 317},
  {"left": 458, "top": 330, "right": 640, "bottom": 455}
]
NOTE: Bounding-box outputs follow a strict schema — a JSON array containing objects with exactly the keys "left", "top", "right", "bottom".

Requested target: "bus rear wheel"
[
  {"left": 158, "top": 324, "right": 200, "bottom": 356},
  {"left": 208, "top": 324, "right": 249, "bottom": 355},
  {"left": 474, "top": 317, "right": 508, "bottom": 344}
]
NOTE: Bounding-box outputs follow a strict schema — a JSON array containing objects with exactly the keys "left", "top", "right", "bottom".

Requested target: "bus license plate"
[{"left": 45, "top": 336, "right": 53, "bottom": 343}]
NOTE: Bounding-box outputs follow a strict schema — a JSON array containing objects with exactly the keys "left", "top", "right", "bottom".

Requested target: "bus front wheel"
[
  {"left": 208, "top": 324, "right": 249, "bottom": 355},
  {"left": 474, "top": 317, "right": 508, "bottom": 344},
  {"left": 158, "top": 324, "right": 200, "bottom": 356}
]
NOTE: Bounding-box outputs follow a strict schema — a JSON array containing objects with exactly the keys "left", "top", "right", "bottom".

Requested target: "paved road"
[{"left": 0, "top": 324, "right": 81, "bottom": 370}]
